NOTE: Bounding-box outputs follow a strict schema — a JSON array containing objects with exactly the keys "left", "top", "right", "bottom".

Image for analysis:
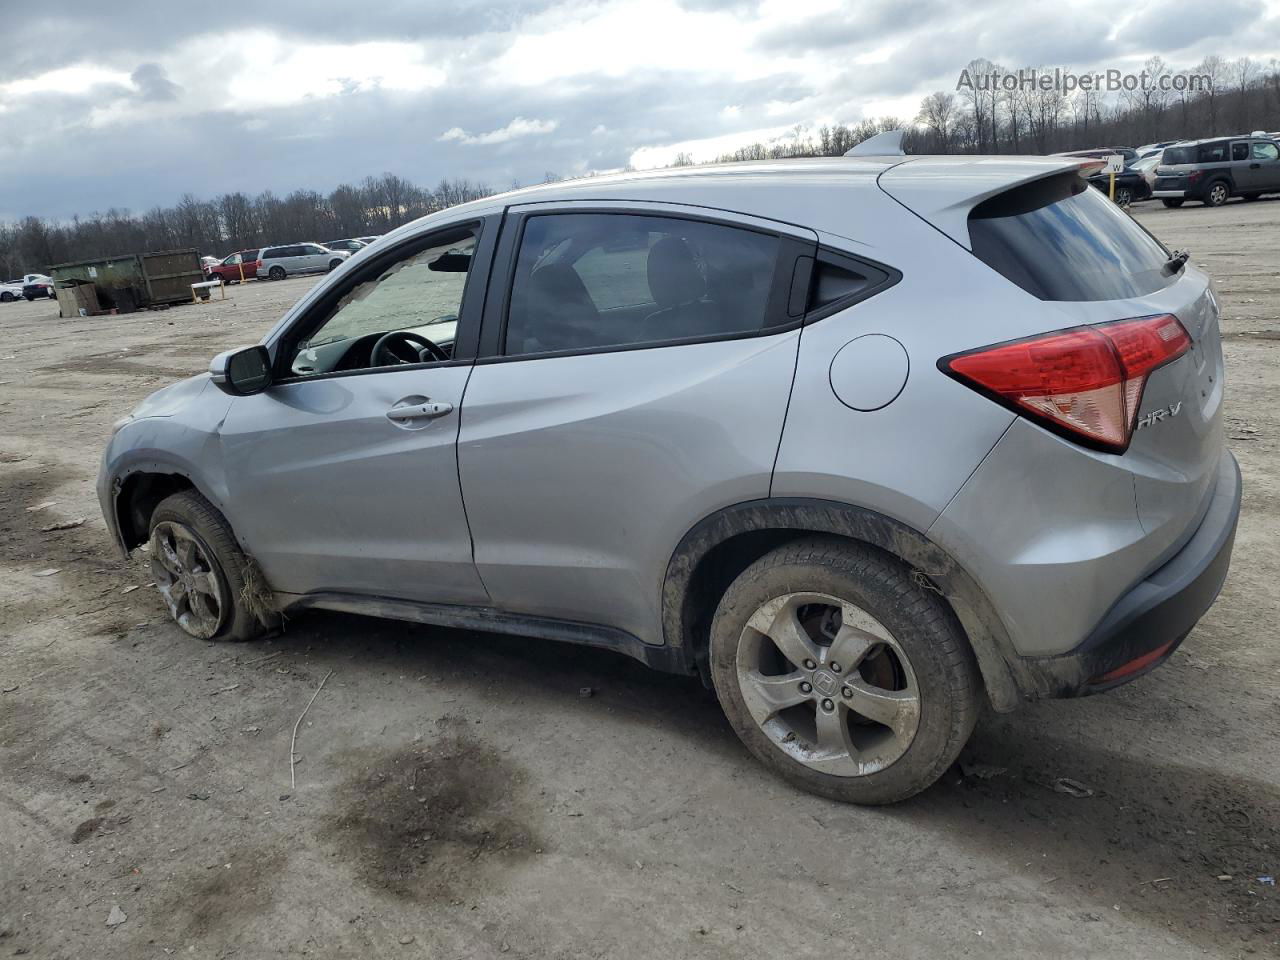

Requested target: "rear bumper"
[{"left": 1019, "top": 449, "right": 1241, "bottom": 698}]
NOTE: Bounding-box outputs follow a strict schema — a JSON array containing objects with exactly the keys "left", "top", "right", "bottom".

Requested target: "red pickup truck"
[{"left": 205, "top": 250, "right": 260, "bottom": 283}]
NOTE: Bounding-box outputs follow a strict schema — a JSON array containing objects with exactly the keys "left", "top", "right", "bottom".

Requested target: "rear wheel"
[
  {"left": 268, "top": 265, "right": 286, "bottom": 280},
  {"left": 1204, "top": 181, "right": 1230, "bottom": 207},
  {"left": 709, "top": 538, "right": 981, "bottom": 805},
  {"left": 1114, "top": 185, "right": 1133, "bottom": 207},
  {"left": 147, "top": 490, "right": 275, "bottom": 642},
  {"left": 1161, "top": 198, "right": 1184, "bottom": 208},
  {"left": 0, "top": 292, "right": 13, "bottom": 302}
]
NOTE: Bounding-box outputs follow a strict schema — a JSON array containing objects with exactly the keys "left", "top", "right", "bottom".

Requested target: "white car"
[
  {"left": 0, "top": 280, "right": 25, "bottom": 302},
  {"left": 21, "top": 273, "right": 56, "bottom": 300},
  {"left": 1130, "top": 152, "right": 1163, "bottom": 193}
]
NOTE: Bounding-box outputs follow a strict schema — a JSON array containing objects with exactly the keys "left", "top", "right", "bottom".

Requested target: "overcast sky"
[{"left": 2, "top": 0, "right": 1278, "bottom": 220}]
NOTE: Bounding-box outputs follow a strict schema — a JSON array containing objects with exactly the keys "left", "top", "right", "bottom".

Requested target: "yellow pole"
[
  {"left": 1109, "top": 172, "right": 1116, "bottom": 202},
  {"left": 238, "top": 261, "right": 244, "bottom": 283}
]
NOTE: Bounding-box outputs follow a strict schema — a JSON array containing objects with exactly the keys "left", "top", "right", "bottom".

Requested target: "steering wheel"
[{"left": 371, "top": 330, "right": 449, "bottom": 366}]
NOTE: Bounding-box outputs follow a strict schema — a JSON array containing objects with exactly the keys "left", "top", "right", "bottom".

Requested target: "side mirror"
[{"left": 210, "top": 345, "right": 273, "bottom": 396}]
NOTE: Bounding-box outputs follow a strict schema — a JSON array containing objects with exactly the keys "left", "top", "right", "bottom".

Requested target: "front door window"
[{"left": 289, "top": 228, "right": 477, "bottom": 377}]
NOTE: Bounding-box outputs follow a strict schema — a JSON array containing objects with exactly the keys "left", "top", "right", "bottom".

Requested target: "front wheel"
[
  {"left": 148, "top": 490, "right": 275, "bottom": 642},
  {"left": 709, "top": 538, "right": 981, "bottom": 805},
  {"left": 1204, "top": 181, "right": 1230, "bottom": 207},
  {"left": 328, "top": 259, "right": 343, "bottom": 272},
  {"left": 1114, "top": 186, "right": 1132, "bottom": 207},
  {"left": 1162, "top": 198, "right": 1184, "bottom": 208},
  {"left": 0, "top": 292, "right": 13, "bottom": 302},
  {"left": 268, "top": 265, "right": 286, "bottom": 280}
]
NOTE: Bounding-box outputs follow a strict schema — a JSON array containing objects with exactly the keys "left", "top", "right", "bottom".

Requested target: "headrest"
[{"left": 647, "top": 236, "right": 704, "bottom": 308}]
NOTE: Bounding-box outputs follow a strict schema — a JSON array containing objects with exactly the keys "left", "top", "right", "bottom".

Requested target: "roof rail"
[{"left": 844, "top": 129, "right": 906, "bottom": 157}]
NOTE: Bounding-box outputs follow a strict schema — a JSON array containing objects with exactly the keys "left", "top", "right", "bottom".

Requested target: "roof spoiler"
[{"left": 844, "top": 129, "right": 906, "bottom": 157}]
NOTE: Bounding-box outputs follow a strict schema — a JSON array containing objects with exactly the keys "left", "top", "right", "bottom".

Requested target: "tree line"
[
  {"left": 709, "top": 56, "right": 1279, "bottom": 162},
  {"left": 0, "top": 174, "right": 497, "bottom": 279},
  {"left": 3, "top": 53, "right": 1278, "bottom": 277},
  {"left": 911, "top": 55, "right": 1279, "bottom": 155}
]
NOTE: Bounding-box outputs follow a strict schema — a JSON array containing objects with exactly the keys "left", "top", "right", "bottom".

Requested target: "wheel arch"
[
  {"left": 661, "top": 498, "right": 1024, "bottom": 712},
  {"left": 1205, "top": 174, "right": 1234, "bottom": 198},
  {"left": 114, "top": 470, "right": 199, "bottom": 552}
]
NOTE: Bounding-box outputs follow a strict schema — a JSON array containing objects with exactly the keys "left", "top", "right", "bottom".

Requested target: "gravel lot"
[{"left": 2, "top": 199, "right": 1278, "bottom": 959}]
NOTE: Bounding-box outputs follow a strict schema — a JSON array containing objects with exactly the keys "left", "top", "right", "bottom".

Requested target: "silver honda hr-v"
[{"left": 98, "top": 155, "right": 1240, "bottom": 803}]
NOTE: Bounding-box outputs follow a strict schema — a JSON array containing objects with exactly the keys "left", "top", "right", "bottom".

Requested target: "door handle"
[
  {"left": 386, "top": 400, "right": 453, "bottom": 422},
  {"left": 1250, "top": 163, "right": 1261, "bottom": 169}
]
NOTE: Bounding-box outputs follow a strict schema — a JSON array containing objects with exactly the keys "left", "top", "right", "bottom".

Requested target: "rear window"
[
  {"left": 1162, "top": 141, "right": 1231, "bottom": 165},
  {"left": 968, "top": 173, "right": 1173, "bottom": 302}
]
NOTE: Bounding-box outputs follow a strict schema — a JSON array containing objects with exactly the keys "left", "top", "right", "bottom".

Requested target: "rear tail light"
[
  {"left": 939, "top": 314, "right": 1191, "bottom": 453},
  {"left": 1187, "top": 170, "right": 1203, "bottom": 184}
]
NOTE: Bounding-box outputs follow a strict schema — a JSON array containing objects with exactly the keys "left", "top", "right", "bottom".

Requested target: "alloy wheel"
[
  {"left": 149, "top": 521, "right": 226, "bottom": 639},
  {"left": 1209, "top": 183, "right": 1228, "bottom": 205},
  {"left": 734, "top": 591, "right": 921, "bottom": 777}
]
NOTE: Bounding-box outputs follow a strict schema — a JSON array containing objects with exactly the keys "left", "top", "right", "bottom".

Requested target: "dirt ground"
[{"left": 1, "top": 198, "right": 1278, "bottom": 960}]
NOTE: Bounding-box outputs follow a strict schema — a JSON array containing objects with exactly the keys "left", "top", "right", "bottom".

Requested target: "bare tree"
[
  {"left": 1233, "top": 56, "right": 1258, "bottom": 131},
  {"left": 916, "top": 91, "right": 956, "bottom": 152},
  {"left": 958, "top": 58, "right": 997, "bottom": 152},
  {"left": 1197, "top": 55, "right": 1228, "bottom": 134}
]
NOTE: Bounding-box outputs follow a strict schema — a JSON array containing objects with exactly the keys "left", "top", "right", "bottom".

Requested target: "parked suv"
[
  {"left": 99, "top": 158, "right": 1239, "bottom": 804},
  {"left": 206, "top": 250, "right": 260, "bottom": 284},
  {"left": 256, "top": 243, "right": 349, "bottom": 280},
  {"left": 1153, "top": 136, "right": 1280, "bottom": 206}
]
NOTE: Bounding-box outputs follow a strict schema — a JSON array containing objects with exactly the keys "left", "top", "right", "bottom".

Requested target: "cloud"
[
  {"left": 1, "top": 0, "right": 1278, "bottom": 221},
  {"left": 1115, "top": 0, "right": 1266, "bottom": 52},
  {"left": 438, "top": 117, "right": 559, "bottom": 145},
  {"left": 130, "top": 63, "right": 179, "bottom": 101}
]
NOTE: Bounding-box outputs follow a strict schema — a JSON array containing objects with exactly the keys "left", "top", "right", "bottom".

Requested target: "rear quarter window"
[{"left": 968, "top": 173, "right": 1173, "bottom": 302}]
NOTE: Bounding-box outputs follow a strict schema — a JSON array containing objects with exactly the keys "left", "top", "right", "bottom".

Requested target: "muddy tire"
[
  {"left": 148, "top": 490, "right": 276, "bottom": 642},
  {"left": 1203, "top": 180, "right": 1230, "bottom": 207},
  {"left": 709, "top": 537, "right": 981, "bottom": 805}
]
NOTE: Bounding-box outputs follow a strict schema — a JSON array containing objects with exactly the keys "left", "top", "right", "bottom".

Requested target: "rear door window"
[
  {"left": 1199, "top": 141, "right": 1230, "bottom": 162},
  {"left": 503, "top": 213, "right": 782, "bottom": 356},
  {"left": 968, "top": 173, "right": 1173, "bottom": 302},
  {"left": 1232, "top": 142, "right": 1250, "bottom": 161}
]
